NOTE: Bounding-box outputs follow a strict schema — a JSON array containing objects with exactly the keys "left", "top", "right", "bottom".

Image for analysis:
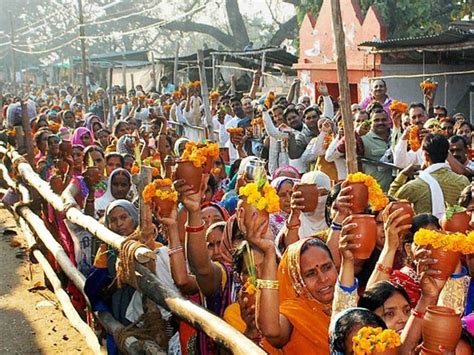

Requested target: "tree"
[
  {"left": 358, "top": 0, "right": 474, "bottom": 38},
  {"left": 0, "top": 0, "right": 301, "bottom": 67}
]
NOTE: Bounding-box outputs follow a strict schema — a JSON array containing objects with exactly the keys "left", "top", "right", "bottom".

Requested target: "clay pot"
[
  {"left": 152, "top": 192, "right": 175, "bottom": 218},
  {"left": 174, "top": 160, "right": 203, "bottom": 192},
  {"left": 422, "top": 306, "right": 462, "bottom": 352},
  {"left": 49, "top": 175, "right": 64, "bottom": 194},
  {"left": 428, "top": 247, "right": 461, "bottom": 280},
  {"left": 441, "top": 210, "right": 470, "bottom": 233},
  {"left": 60, "top": 140, "right": 72, "bottom": 158},
  {"left": 388, "top": 200, "right": 414, "bottom": 227},
  {"left": 347, "top": 182, "right": 368, "bottom": 213},
  {"left": 419, "top": 346, "right": 439, "bottom": 355},
  {"left": 349, "top": 214, "right": 377, "bottom": 260},
  {"left": 55, "top": 159, "right": 69, "bottom": 175},
  {"left": 203, "top": 155, "right": 214, "bottom": 174},
  {"left": 293, "top": 183, "right": 319, "bottom": 213},
  {"left": 83, "top": 166, "right": 101, "bottom": 187}
]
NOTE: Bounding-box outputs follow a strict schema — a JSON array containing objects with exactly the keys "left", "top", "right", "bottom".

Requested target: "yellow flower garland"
[
  {"left": 239, "top": 182, "right": 280, "bottom": 213},
  {"left": 346, "top": 172, "right": 389, "bottom": 211},
  {"left": 415, "top": 229, "right": 474, "bottom": 254},
  {"left": 352, "top": 327, "right": 400, "bottom": 355}
]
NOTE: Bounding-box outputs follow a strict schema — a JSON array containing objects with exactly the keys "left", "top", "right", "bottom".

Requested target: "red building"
[{"left": 294, "top": 0, "right": 386, "bottom": 103}]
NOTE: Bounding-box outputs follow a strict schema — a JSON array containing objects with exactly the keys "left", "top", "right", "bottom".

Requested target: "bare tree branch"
[
  {"left": 267, "top": 15, "right": 298, "bottom": 46},
  {"left": 265, "top": 0, "right": 283, "bottom": 26},
  {"left": 225, "top": 0, "right": 250, "bottom": 48}
]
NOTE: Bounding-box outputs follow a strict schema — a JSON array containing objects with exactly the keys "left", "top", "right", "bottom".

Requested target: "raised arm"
[
  {"left": 175, "top": 175, "right": 222, "bottom": 296},
  {"left": 366, "top": 207, "right": 412, "bottom": 289},
  {"left": 156, "top": 206, "right": 198, "bottom": 295},
  {"left": 249, "top": 70, "right": 261, "bottom": 100},
  {"left": 247, "top": 216, "right": 293, "bottom": 348},
  {"left": 286, "top": 79, "right": 299, "bottom": 104}
]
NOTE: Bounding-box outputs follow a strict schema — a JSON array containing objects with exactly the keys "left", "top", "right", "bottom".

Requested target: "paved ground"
[{"left": 0, "top": 208, "right": 89, "bottom": 354}]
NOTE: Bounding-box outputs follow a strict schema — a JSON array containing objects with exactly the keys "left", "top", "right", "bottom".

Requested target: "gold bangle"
[{"left": 256, "top": 279, "right": 279, "bottom": 290}]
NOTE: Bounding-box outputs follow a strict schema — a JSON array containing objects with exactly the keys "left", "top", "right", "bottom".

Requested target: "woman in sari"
[
  {"left": 94, "top": 168, "right": 133, "bottom": 218},
  {"left": 252, "top": 233, "right": 338, "bottom": 353},
  {"left": 71, "top": 127, "right": 94, "bottom": 148}
]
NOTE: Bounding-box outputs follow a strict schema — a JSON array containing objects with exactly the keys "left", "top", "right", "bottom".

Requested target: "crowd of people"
[{"left": 2, "top": 72, "right": 474, "bottom": 355}]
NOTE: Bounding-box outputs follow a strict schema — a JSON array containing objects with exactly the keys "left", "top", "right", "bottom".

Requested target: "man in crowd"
[{"left": 390, "top": 133, "right": 469, "bottom": 216}]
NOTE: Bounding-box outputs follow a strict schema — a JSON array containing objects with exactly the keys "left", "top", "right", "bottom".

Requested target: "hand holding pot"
[
  {"left": 332, "top": 181, "right": 353, "bottom": 219},
  {"left": 155, "top": 205, "right": 178, "bottom": 227},
  {"left": 415, "top": 247, "right": 447, "bottom": 301},
  {"left": 245, "top": 210, "right": 272, "bottom": 253},
  {"left": 237, "top": 290, "right": 257, "bottom": 337},
  {"left": 174, "top": 174, "right": 209, "bottom": 213},
  {"left": 290, "top": 190, "right": 305, "bottom": 218},
  {"left": 382, "top": 207, "right": 412, "bottom": 250},
  {"left": 339, "top": 215, "right": 361, "bottom": 261}
]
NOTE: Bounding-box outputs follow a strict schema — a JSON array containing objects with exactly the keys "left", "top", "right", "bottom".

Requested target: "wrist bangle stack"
[
  {"left": 376, "top": 263, "right": 393, "bottom": 275},
  {"left": 256, "top": 279, "right": 279, "bottom": 290},
  {"left": 168, "top": 246, "right": 184, "bottom": 256},
  {"left": 330, "top": 221, "right": 342, "bottom": 231},
  {"left": 185, "top": 221, "right": 206, "bottom": 233}
]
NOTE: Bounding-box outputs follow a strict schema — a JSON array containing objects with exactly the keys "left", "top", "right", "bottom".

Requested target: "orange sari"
[{"left": 278, "top": 239, "right": 331, "bottom": 354}]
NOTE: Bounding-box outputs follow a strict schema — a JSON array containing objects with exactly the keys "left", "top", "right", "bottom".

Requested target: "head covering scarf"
[
  {"left": 116, "top": 135, "right": 136, "bottom": 155},
  {"left": 95, "top": 168, "right": 132, "bottom": 215},
  {"left": 104, "top": 199, "right": 138, "bottom": 230},
  {"left": 298, "top": 171, "right": 331, "bottom": 238},
  {"left": 220, "top": 215, "right": 243, "bottom": 265},
  {"left": 200, "top": 201, "right": 230, "bottom": 222},
  {"left": 277, "top": 238, "right": 331, "bottom": 354},
  {"left": 271, "top": 164, "right": 301, "bottom": 180},
  {"left": 84, "top": 114, "right": 102, "bottom": 132},
  {"left": 71, "top": 127, "right": 94, "bottom": 147},
  {"left": 269, "top": 177, "right": 297, "bottom": 238},
  {"left": 113, "top": 120, "right": 128, "bottom": 137}
]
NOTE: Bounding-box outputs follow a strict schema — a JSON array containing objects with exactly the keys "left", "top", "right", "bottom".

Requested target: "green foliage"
[
  {"left": 295, "top": 0, "right": 473, "bottom": 38},
  {"left": 358, "top": 0, "right": 473, "bottom": 38},
  {"left": 445, "top": 204, "right": 466, "bottom": 220}
]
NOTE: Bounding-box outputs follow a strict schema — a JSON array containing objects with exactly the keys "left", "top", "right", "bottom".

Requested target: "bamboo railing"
[{"left": 0, "top": 146, "right": 266, "bottom": 355}]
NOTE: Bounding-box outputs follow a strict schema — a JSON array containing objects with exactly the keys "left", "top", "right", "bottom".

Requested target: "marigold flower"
[
  {"left": 226, "top": 127, "right": 244, "bottom": 135},
  {"left": 131, "top": 165, "right": 140, "bottom": 175},
  {"left": 239, "top": 182, "right": 280, "bottom": 213},
  {"left": 352, "top": 326, "right": 400, "bottom": 355},
  {"left": 142, "top": 178, "right": 178, "bottom": 204},
  {"left": 416, "top": 229, "right": 474, "bottom": 254},
  {"left": 408, "top": 125, "right": 421, "bottom": 151},
  {"left": 389, "top": 100, "right": 408, "bottom": 113},
  {"left": 420, "top": 80, "right": 437, "bottom": 91}
]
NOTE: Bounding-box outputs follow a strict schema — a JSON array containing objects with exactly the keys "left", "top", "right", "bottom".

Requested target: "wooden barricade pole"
[
  {"left": 330, "top": 0, "right": 358, "bottom": 174},
  {"left": 197, "top": 49, "right": 214, "bottom": 141}
]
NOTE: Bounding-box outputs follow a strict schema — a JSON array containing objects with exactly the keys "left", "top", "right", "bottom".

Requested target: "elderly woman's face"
[
  {"left": 107, "top": 206, "right": 135, "bottom": 236},
  {"left": 278, "top": 182, "right": 293, "bottom": 213},
  {"left": 111, "top": 173, "right": 131, "bottom": 200},
  {"left": 300, "top": 246, "right": 337, "bottom": 304},
  {"left": 202, "top": 206, "right": 224, "bottom": 230}
]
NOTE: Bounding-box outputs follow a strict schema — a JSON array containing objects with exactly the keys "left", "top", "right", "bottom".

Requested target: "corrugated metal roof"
[{"left": 359, "top": 27, "right": 474, "bottom": 49}]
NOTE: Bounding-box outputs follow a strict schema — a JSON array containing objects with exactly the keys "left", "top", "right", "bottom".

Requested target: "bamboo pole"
[
  {"left": 135, "top": 264, "right": 266, "bottom": 355},
  {"left": 19, "top": 218, "right": 104, "bottom": 355},
  {"left": 330, "top": 0, "right": 358, "bottom": 174},
  {"left": 151, "top": 52, "right": 157, "bottom": 89},
  {"left": 197, "top": 49, "right": 214, "bottom": 141},
  {"left": 7, "top": 150, "right": 154, "bottom": 263}
]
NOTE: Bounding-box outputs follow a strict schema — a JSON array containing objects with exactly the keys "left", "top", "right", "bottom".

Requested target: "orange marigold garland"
[
  {"left": 226, "top": 127, "right": 244, "bottom": 135},
  {"left": 389, "top": 100, "right": 408, "bottom": 113},
  {"left": 142, "top": 178, "right": 178, "bottom": 204},
  {"left": 209, "top": 91, "right": 220, "bottom": 100},
  {"left": 264, "top": 91, "right": 276, "bottom": 109},
  {"left": 408, "top": 125, "right": 421, "bottom": 151},
  {"left": 420, "top": 80, "right": 437, "bottom": 92},
  {"left": 323, "top": 133, "right": 334, "bottom": 150},
  {"left": 181, "top": 141, "right": 220, "bottom": 168}
]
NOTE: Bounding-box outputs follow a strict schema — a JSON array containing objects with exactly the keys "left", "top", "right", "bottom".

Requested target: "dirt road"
[{"left": 0, "top": 208, "right": 88, "bottom": 354}]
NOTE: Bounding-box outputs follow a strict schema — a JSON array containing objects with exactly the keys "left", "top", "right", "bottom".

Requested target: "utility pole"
[
  {"left": 78, "top": 0, "right": 89, "bottom": 111},
  {"left": 9, "top": 12, "right": 16, "bottom": 94}
]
